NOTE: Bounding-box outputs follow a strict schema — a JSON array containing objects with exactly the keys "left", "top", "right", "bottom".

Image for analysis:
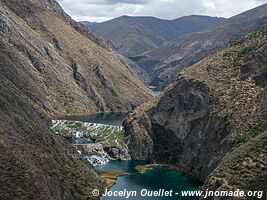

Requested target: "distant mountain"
[
  {"left": 82, "top": 15, "right": 225, "bottom": 57},
  {"left": 80, "top": 21, "right": 95, "bottom": 27},
  {"left": 223, "top": 3, "right": 267, "bottom": 24},
  {"left": 134, "top": 4, "right": 267, "bottom": 89}
]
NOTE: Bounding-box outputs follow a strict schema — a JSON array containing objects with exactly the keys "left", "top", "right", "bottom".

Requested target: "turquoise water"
[
  {"left": 97, "top": 160, "right": 198, "bottom": 200},
  {"left": 59, "top": 113, "right": 198, "bottom": 199},
  {"left": 96, "top": 160, "right": 149, "bottom": 173}
]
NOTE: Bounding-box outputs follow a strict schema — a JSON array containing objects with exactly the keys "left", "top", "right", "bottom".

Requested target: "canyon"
[{"left": 1, "top": 0, "right": 266, "bottom": 199}]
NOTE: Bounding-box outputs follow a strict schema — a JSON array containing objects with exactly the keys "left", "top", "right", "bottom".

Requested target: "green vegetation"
[
  {"left": 95, "top": 125, "right": 126, "bottom": 148},
  {"left": 255, "top": 142, "right": 266, "bottom": 152},
  {"left": 53, "top": 126, "right": 72, "bottom": 138},
  {"left": 67, "top": 121, "right": 83, "bottom": 129},
  {"left": 234, "top": 121, "right": 267, "bottom": 147},
  {"left": 235, "top": 42, "right": 264, "bottom": 63},
  {"left": 214, "top": 131, "right": 266, "bottom": 193},
  {"left": 226, "top": 27, "right": 267, "bottom": 72},
  {"left": 51, "top": 120, "right": 128, "bottom": 151}
]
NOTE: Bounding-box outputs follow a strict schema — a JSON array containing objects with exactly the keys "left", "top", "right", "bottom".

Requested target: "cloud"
[
  {"left": 103, "top": 0, "right": 149, "bottom": 4},
  {"left": 71, "top": 0, "right": 149, "bottom": 5},
  {"left": 56, "top": 0, "right": 267, "bottom": 22}
]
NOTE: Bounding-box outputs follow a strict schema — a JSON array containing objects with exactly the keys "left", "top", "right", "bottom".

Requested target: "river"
[
  {"left": 97, "top": 160, "right": 198, "bottom": 200},
  {"left": 149, "top": 85, "right": 161, "bottom": 96},
  {"left": 53, "top": 113, "right": 198, "bottom": 199}
]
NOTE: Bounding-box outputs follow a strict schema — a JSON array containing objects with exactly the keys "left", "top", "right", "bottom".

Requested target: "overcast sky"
[{"left": 57, "top": 0, "right": 267, "bottom": 22}]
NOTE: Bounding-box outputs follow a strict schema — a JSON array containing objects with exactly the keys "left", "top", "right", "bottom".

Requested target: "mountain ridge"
[
  {"left": 135, "top": 3, "right": 267, "bottom": 89},
  {"left": 1, "top": 0, "right": 153, "bottom": 116},
  {"left": 82, "top": 15, "right": 225, "bottom": 57}
]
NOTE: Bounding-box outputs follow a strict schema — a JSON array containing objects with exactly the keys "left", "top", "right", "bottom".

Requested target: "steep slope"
[
  {"left": 223, "top": 2, "right": 267, "bottom": 24},
  {"left": 136, "top": 3, "right": 267, "bottom": 89},
  {"left": 0, "top": 78, "right": 103, "bottom": 199},
  {"left": 0, "top": 0, "right": 152, "bottom": 199},
  {"left": 83, "top": 15, "right": 225, "bottom": 57},
  {"left": 203, "top": 130, "right": 267, "bottom": 198},
  {"left": 0, "top": 0, "right": 153, "bottom": 117},
  {"left": 124, "top": 27, "right": 267, "bottom": 196}
]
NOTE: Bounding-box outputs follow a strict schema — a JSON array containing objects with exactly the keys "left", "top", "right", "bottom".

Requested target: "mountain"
[
  {"left": 135, "top": 3, "right": 267, "bottom": 89},
  {"left": 0, "top": 80, "right": 103, "bottom": 200},
  {"left": 80, "top": 21, "right": 95, "bottom": 27},
  {"left": 0, "top": 0, "right": 153, "bottom": 199},
  {"left": 124, "top": 27, "right": 267, "bottom": 197},
  {"left": 82, "top": 15, "right": 225, "bottom": 57},
  {"left": 223, "top": 2, "right": 267, "bottom": 24},
  {"left": 0, "top": 0, "right": 153, "bottom": 116}
]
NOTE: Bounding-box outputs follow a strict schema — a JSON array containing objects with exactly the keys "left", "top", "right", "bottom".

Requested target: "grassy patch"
[
  {"left": 66, "top": 121, "right": 83, "bottom": 129},
  {"left": 52, "top": 120, "right": 128, "bottom": 151},
  {"left": 234, "top": 121, "right": 267, "bottom": 147}
]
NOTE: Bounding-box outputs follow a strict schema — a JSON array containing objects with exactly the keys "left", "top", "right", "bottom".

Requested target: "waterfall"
[{"left": 51, "top": 119, "right": 131, "bottom": 166}]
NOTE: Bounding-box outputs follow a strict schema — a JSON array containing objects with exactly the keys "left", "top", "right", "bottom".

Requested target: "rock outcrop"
[{"left": 124, "top": 27, "right": 267, "bottom": 196}]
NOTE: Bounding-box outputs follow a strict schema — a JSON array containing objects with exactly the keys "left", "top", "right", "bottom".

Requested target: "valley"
[
  {"left": 1, "top": 0, "right": 266, "bottom": 200},
  {"left": 83, "top": 4, "right": 267, "bottom": 89},
  {"left": 82, "top": 15, "right": 225, "bottom": 57},
  {"left": 124, "top": 26, "right": 267, "bottom": 197}
]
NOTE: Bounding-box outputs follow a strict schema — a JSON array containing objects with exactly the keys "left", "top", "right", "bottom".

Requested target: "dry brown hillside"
[
  {"left": 84, "top": 15, "right": 224, "bottom": 57},
  {"left": 0, "top": 0, "right": 153, "bottom": 118},
  {"left": 135, "top": 4, "right": 267, "bottom": 89},
  {"left": 0, "top": 0, "right": 152, "bottom": 199}
]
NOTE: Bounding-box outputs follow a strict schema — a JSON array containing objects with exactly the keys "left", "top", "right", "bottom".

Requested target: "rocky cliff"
[
  {"left": 0, "top": 0, "right": 152, "bottom": 199},
  {"left": 124, "top": 27, "right": 267, "bottom": 195}
]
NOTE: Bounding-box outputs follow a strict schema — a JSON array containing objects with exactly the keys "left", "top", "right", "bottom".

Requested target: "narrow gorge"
[{"left": 1, "top": 0, "right": 266, "bottom": 200}]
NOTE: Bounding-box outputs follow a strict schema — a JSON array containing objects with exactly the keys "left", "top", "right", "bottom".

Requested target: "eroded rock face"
[
  {"left": 0, "top": 13, "right": 22, "bottom": 36},
  {"left": 124, "top": 28, "right": 267, "bottom": 192},
  {"left": 125, "top": 79, "right": 231, "bottom": 180}
]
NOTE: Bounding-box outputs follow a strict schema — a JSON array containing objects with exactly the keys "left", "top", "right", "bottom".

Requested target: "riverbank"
[
  {"left": 135, "top": 163, "right": 180, "bottom": 174},
  {"left": 99, "top": 171, "right": 128, "bottom": 190},
  {"left": 100, "top": 160, "right": 198, "bottom": 200},
  {"left": 51, "top": 115, "right": 199, "bottom": 200}
]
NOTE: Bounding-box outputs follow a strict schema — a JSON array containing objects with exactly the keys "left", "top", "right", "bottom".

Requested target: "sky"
[{"left": 57, "top": 0, "right": 267, "bottom": 22}]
